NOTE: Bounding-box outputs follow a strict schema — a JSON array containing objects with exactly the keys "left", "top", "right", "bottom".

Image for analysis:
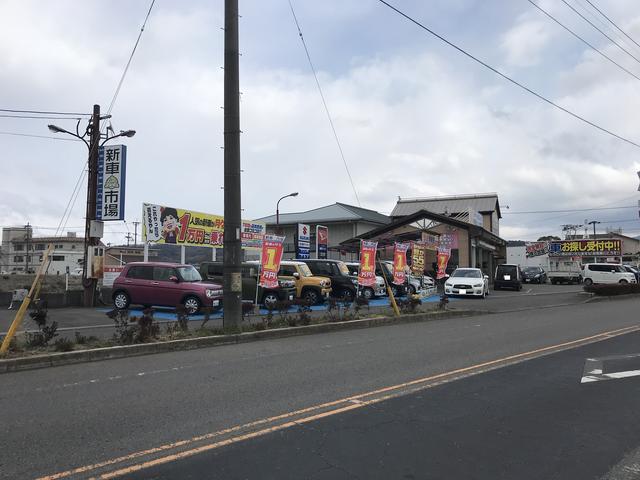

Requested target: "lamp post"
[
  {"left": 587, "top": 220, "right": 601, "bottom": 263},
  {"left": 48, "top": 105, "right": 135, "bottom": 307},
  {"left": 276, "top": 192, "right": 299, "bottom": 227}
]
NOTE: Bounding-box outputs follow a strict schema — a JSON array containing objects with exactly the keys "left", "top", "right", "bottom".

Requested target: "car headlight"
[
  {"left": 351, "top": 278, "right": 358, "bottom": 285},
  {"left": 534, "top": 274, "right": 540, "bottom": 278},
  {"left": 206, "top": 289, "right": 223, "bottom": 298},
  {"left": 320, "top": 280, "right": 329, "bottom": 287}
]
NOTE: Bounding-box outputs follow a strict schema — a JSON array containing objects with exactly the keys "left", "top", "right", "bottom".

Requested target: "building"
[
  {"left": 254, "top": 202, "right": 391, "bottom": 260},
  {"left": 0, "top": 226, "right": 87, "bottom": 275}
]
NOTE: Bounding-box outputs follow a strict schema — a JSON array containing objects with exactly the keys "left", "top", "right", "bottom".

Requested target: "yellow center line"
[{"left": 37, "top": 323, "right": 640, "bottom": 480}]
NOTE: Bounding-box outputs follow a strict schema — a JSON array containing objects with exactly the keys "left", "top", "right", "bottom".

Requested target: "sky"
[{"left": 1, "top": 0, "right": 640, "bottom": 245}]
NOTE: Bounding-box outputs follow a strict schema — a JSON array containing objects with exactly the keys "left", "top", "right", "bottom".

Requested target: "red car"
[{"left": 112, "top": 262, "right": 223, "bottom": 314}]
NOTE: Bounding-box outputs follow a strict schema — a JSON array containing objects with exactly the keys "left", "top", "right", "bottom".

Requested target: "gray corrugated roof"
[
  {"left": 391, "top": 194, "right": 500, "bottom": 218},
  {"left": 255, "top": 203, "right": 391, "bottom": 224},
  {"left": 255, "top": 203, "right": 390, "bottom": 225}
]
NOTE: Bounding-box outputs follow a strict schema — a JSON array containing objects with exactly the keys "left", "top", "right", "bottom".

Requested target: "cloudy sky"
[{"left": 1, "top": 0, "right": 640, "bottom": 244}]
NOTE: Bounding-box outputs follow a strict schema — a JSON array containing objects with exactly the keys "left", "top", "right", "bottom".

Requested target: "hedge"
[{"left": 583, "top": 283, "right": 640, "bottom": 296}]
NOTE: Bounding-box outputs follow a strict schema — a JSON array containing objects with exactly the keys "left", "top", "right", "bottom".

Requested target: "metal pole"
[
  {"left": 223, "top": 0, "right": 242, "bottom": 328},
  {"left": 83, "top": 104, "right": 101, "bottom": 307},
  {"left": 132, "top": 221, "right": 140, "bottom": 246},
  {"left": 181, "top": 245, "right": 186, "bottom": 264}
]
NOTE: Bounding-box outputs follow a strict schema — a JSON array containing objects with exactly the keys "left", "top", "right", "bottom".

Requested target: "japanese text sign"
[
  {"left": 316, "top": 225, "right": 328, "bottom": 259},
  {"left": 142, "top": 203, "right": 265, "bottom": 250},
  {"left": 358, "top": 240, "right": 378, "bottom": 287},
  {"left": 548, "top": 239, "right": 622, "bottom": 257},
  {"left": 438, "top": 232, "right": 458, "bottom": 250},
  {"left": 96, "top": 145, "right": 126, "bottom": 221},
  {"left": 411, "top": 241, "right": 426, "bottom": 275},
  {"left": 259, "top": 235, "right": 285, "bottom": 289},
  {"left": 525, "top": 242, "right": 549, "bottom": 258},
  {"left": 297, "top": 223, "right": 311, "bottom": 259},
  {"left": 392, "top": 243, "right": 410, "bottom": 285}
]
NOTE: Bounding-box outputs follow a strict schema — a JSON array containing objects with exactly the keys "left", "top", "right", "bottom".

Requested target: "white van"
[{"left": 582, "top": 263, "right": 637, "bottom": 285}]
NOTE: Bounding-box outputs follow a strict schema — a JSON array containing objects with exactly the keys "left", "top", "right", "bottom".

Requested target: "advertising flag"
[
  {"left": 436, "top": 248, "right": 451, "bottom": 280},
  {"left": 411, "top": 241, "right": 426, "bottom": 276},
  {"left": 358, "top": 240, "right": 378, "bottom": 287},
  {"left": 259, "top": 235, "right": 285, "bottom": 289},
  {"left": 392, "top": 243, "right": 410, "bottom": 285}
]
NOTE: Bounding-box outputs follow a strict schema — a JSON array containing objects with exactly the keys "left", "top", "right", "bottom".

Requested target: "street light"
[
  {"left": 47, "top": 106, "right": 135, "bottom": 307},
  {"left": 276, "top": 192, "right": 299, "bottom": 226}
]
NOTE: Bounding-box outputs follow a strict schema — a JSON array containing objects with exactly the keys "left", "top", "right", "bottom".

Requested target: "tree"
[{"left": 537, "top": 235, "right": 560, "bottom": 242}]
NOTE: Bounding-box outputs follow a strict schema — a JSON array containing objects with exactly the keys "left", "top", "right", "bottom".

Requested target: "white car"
[
  {"left": 445, "top": 268, "right": 489, "bottom": 298},
  {"left": 582, "top": 263, "right": 637, "bottom": 285},
  {"left": 345, "top": 262, "right": 387, "bottom": 299}
]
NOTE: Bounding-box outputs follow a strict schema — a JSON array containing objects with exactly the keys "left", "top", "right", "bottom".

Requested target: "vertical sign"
[
  {"left": 436, "top": 248, "right": 451, "bottom": 279},
  {"left": 358, "top": 240, "right": 378, "bottom": 286},
  {"left": 316, "top": 225, "right": 328, "bottom": 259},
  {"left": 411, "top": 241, "right": 426, "bottom": 275},
  {"left": 392, "top": 243, "right": 410, "bottom": 285},
  {"left": 96, "top": 145, "right": 126, "bottom": 221},
  {"left": 259, "top": 235, "right": 285, "bottom": 288},
  {"left": 296, "top": 223, "right": 311, "bottom": 259}
]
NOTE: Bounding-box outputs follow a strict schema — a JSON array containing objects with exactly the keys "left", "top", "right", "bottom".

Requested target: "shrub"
[
  {"left": 74, "top": 332, "right": 98, "bottom": 345},
  {"left": 397, "top": 297, "right": 421, "bottom": 314},
  {"left": 54, "top": 337, "right": 74, "bottom": 352},
  {"left": 175, "top": 305, "right": 189, "bottom": 332},
  {"left": 25, "top": 300, "right": 58, "bottom": 347},
  {"left": 107, "top": 309, "right": 136, "bottom": 344},
  {"left": 136, "top": 308, "right": 159, "bottom": 342},
  {"left": 583, "top": 283, "right": 640, "bottom": 296}
]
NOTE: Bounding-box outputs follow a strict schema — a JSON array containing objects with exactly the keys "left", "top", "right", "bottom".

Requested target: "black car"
[
  {"left": 297, "top": 259, "right": 358, "bottom": 301},
  {"left": 494, "top": 264, "right": 523, "bottom": 291},
  {"left": 521, "top": 266, "right": 547, "bottom": 284},
  {"left": 199, "top": 262, "right": 296, "bottom": 308}
]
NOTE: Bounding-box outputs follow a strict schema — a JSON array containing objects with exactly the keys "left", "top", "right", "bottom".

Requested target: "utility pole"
[
  {"left": 83, "top": 104, "right": 101, "bottom": 307},
  {"left": 24, "top": 223, "right": 31, "bottom": 274},
  {"left": 223, "top": 0, "right": 243, "bottom": 328},
  {"left": 132, "top": 221, "right": 140, "bottom": 246},
  {"left": 125, "top": 233, "right": 133, "bottom": 246},
  {"left": 588, "top": 220, "right": 601, "bottom": 263}
]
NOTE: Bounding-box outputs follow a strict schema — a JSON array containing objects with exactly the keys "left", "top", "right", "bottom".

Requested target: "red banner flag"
[
  {"left": 392, "top": 243, "right": 410, "bottom": 285},
  {"left": 358, "top": 240, "right": 378, "bottom": 287},
  {"left": 436, "top": 248, "right": 451, "bottom": 280},
  {"left": 259, "top": 235, "right": 285, "bottom": 289}
]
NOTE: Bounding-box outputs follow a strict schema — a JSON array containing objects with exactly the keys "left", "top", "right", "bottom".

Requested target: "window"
[
  {"left": 126, "top": 266, "right": 153, "bottom": 280},
  {"left": 177, "top": 266, "right": 201, "bottom": 282},
  {"left": 14, "top": 244, "right": 24, "bottom": 251},
  {"left": 14, "top": 256, "right": 23, "bottom": 263},
  {"left": 55, "top": 244, "right": 63, "bottom": 249},
  {"left": 52, "top": 255, "right": 65, "bottom": 261},
  {"left": 310, "top": 262, "right": 332, "bottom": 276},
  {"left": 154, "top": 267, "right": 178, "bottom": 281},
  {"left": 35, "top": 244, "right": 45, "bottom": 251},
  {"left": 208, "top": 264, "right": 223, "bottom": 276},
  {"left": 71, "top": 245, "right": 76, "bottom": 249},
  {"left": 279, "top": 265, "right": 298, "bottom": 276}
]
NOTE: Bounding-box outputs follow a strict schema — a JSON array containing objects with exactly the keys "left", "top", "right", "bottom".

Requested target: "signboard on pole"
[
  {"left": 296, "top": 223, "right": 311, "bottom": 259},
  {"left": 96, "top": 145, "right": 126, "bottom": 221},
  {"left": 316, "top": 225, "right": 328, "bottom": 259},
  {"left": 548, "top": 239, "right": 622, "bottom": 257},
  {"left": 259, "top": 235, "right": 285, "bottom": 289},
  {"left": 436, "top": 248, "right": 451, "bottom": 280},
  {"left": 525, "top": 242, "right": 549, "bottom": 258},
  {"left": 102, "top": 265, "right": 125, "bottom": 288},
  {"left": 411, "top": 241, "right": 426, "bottom": 275},
  {"left": 439, "top": 232, "right": 459, "bottom": 250},
  {"left": 358, "top": 240, "right": 378, "bottom": 287},
  {"left": 142, "top": 203, "right": 265, "bottom": 250},
  {"left": 392, "top": 243, "right": 410, "bottom": 285}
]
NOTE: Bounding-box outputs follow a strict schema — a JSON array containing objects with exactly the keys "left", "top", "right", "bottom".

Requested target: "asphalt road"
[
  {"left": 1, "top": 295, "right": 639, "bottom": 479},
  {"left": 0, "top": 284, "right": 587, "bottom": 340}
]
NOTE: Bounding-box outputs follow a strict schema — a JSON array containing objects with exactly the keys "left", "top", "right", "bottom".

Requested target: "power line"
[
  {"left": 0, "top": 108, "right": 90, "bottom": 116},
  {"left": 0, "top": 131, "right": 81, "bottom": 141},
  {"left": 582, "top": 0, "right": 640, "bottom": 52},
  {"left": 560, "top": 0, "right": 640, "bottom": 66},
  {"left": 288, "top": 0, "right": 361, "bottom": 206},
  {"left": 106, "top": 0, "right": 156, "bottom": 115},
  {"left": 527, "top": 0, "right": 640, "bottom": 83},
  {"left": 504, "top": 205, "right": 637, "bottom": 214},
  {"left": 0, "top": 114, "right": 83, "bottom": 120},
  {"left": 376, "top": 0, "right": 640, "bottom": 150}
]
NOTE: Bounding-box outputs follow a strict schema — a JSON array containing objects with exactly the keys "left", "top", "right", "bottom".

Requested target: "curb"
[{"left": 0, "top": 309, "right": 480, "bottom": 374}]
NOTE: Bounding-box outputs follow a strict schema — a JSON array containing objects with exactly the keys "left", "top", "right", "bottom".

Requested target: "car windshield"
[
  {"left": 298, "top": 264, "right": 313, "bottom": 277},
  {"left": 523, "top": 267, "right": 539, "bottom": 273},
  {"left": 337, "top": 262, "right": 350, "bottom": 276},
  {"left": 451, "top": 269, "right": 482, "bottom": 278},
  {"left": 177, "top": 266, "right": 202, "bottom": 282}
]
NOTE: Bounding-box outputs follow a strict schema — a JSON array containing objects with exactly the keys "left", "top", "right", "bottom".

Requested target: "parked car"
[
  {"left": 444, "top": 268, "right": 489, "bottom": 298},
  {"left": 622, "top": 264, "right": 640, "bottom": 283},
  {"left": 278, "top": 260, "right": 332, "bottom": 304},
  {"left": 112, "top": 262, "right": 223, "bottom": 314},
  {"left": 297, "top": 259, "right": 358, "bottom": 301},
  {"left": 344, "top": 262, "right": 387, "bottom": 299},
  {"left": 522, "top": 266, "right": 547, "bottom": 284},
  {"left": 380, "top": 260, "right": 429, "bottom": 296},
  {"left": 494, "top": 264, "right": 523, "bottom": 291},
  {"left": 582, "top": 263, "right": 637, "bottom": 285},
  {"left": 376, "top": 261, "right": 405, "bottom": 297},
  {"left": 200, "top": 261, "right": 296, "bottom": 308}
]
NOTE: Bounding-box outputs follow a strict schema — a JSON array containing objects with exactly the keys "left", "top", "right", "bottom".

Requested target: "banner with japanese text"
[
  {"left": 392, "top": 243, "right": 410, "bottom": 285},
  {"left": 259, "top": 235, "right": 285, "bottom": 289},
  {"left": 421, "top": 233, "right": 439, "bottom": 251},
  {"left": 548, "top": 239, "right": 622, "bottom": 257},
  {"left": 525, "top": 241, "right": 549, "bottom": 258},
  {"left": 142, "top": 203, "right": 265, "bottom": 250},
  {"left": 438, "top": 232, "right": 459, "bottom": 250},
  {"left": 411, "top": 241, "right": 426, "bottom": 276},
  {"left": 358, "top": 240, "right": 378, "bottom": 287},
  {"left": 316, "top": 225, "right": 328, "bottom": 259},
  {"left": 96, "top": 145, "right": 126, "bottom": 221},
  {"left": 436, "top": 248, "right": 451, "bottom": 280}
]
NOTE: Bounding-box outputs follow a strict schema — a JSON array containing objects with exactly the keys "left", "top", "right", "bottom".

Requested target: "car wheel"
[
  {"left": 113, "top": 291, "right": 130, "bottom": 310},
  {"left": 361, "top": 287, "right": 374, "bottom": 300},
  {"left": 584, "top": 278, "right": 593, "bottom": 286},
  {"left": 303, "top": 289, "right": 320, "bottom": 304},
  {"left": 183, "top": 296, "right": 201, "bottom": 315},
  {"left": 619, "top": 279, "right": 629, "bottom": 284},
  {"left": 262, "top": 292, "right": 279, "bottom": 308},
  {"left": 340, "top": 289, "right": 354, "bottom": 302}
]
